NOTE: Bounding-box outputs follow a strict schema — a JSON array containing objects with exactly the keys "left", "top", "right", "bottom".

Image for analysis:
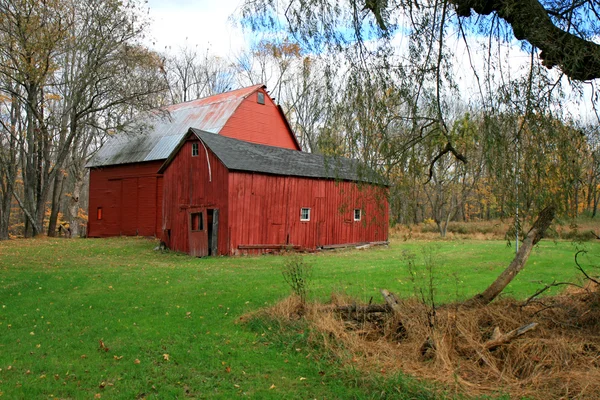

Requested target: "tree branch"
[{"left": 449, "top": 0, "right": 600, "bottom": 80}]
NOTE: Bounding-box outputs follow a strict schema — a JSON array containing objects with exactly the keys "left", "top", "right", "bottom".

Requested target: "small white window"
[
  {"left": 257, "top": 91, "right": 265, "bottom": 105},
  {"left": 354, "top": 209, "right": 361, "bottom": 221},
  {"left": 192, "top": 142, "right": 199, "bottom": 156},
  {"left": 300, "top": 208, "right": 310, "bottom": 221}
]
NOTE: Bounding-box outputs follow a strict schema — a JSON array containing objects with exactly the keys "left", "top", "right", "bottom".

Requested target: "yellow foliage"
[
  {"left": 78, "top": 208, "right": 88, "bottom": 223},
  {"left": 44, "top": 93, "right": 61, "bottom": 101}
]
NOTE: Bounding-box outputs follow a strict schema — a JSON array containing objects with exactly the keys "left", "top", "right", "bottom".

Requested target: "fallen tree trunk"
[
  {"left": 465, "top": 205, "right": 556, "bottom": 307},
  {"left": 484, "top": 322, "right": 538, "bottom": 350},
  {"left": 380, "top": 289, "right": 403, "bottom": 313}
]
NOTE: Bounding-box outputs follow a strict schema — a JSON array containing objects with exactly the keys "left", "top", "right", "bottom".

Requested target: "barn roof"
[
  {"left": 86, "top": 85, "right": 268, "bottom": 168},
  {"left": 159, "top": 128, "right": 386, "bottom": 185}
]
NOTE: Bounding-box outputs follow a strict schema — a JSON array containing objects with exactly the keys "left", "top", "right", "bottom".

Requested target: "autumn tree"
[{"left": 0, "top": 0, "right": 167, "bottom": 238}]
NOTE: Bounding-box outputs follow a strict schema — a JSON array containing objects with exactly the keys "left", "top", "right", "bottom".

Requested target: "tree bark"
[
  {"left": 450, "top": 0, "right": 600, "bottom": 81},
  {"left": 47, "top": 171, "right": 65, "bottom": 237},
  {"left": 465, "top": 205, "right": 556, "bottom": 307},
  {"left": 68, "top": 172, "right": 84, "bottom": 238},
  {"left": 484, "top": 322, "right": 538, "bottom": 350}
]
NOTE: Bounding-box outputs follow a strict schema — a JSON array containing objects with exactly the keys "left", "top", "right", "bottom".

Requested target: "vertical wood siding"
[
  {"left": 162, "top": 138, "right": 230, "bottom": 255},
  {"left": 227, "top": 172, "right": 388, "bottom": 255},
  {"left": 220, "top": 89, "right": 300, "bottom": 150},
  {"left": 88, "top": 161, "right": 163, "bottom": 237}
]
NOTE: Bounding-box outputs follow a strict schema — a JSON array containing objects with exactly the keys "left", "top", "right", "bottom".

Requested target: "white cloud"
[{"left": 145, "top": 0, "right": 248, "bottom": 56}]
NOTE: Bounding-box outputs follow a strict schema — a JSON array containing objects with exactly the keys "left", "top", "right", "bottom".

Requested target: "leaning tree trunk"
[{"left": 464, "top": 205, "right": 556, "bottom": 307}]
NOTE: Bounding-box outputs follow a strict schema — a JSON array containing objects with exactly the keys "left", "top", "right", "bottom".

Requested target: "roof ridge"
[{"left": 161, "top": 84, "right": 265, "bottom": 110}]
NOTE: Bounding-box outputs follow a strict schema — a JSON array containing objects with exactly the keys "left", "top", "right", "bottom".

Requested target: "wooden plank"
[
  {"left": 238, "top": 244, "right": 301, "bottom": 250},
  {"left": 211, "top": 209, "right": 219, "bottom": 256}
]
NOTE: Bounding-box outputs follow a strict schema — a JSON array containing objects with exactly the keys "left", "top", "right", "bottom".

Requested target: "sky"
[
  {"left": 146, "top": 0, "right": 248, "bottom": 56},
  {"left": 143, "top": 1, "right": 596, "bottom": 121}
]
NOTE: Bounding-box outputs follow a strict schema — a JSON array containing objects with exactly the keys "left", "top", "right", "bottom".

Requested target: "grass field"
[{"left": 0, "top": 236, "right": 598, "bottom": 399}]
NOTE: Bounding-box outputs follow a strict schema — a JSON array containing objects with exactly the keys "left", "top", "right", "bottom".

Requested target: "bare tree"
[{"left": 0, "top": 0, "right": 167, "bottom": 238}]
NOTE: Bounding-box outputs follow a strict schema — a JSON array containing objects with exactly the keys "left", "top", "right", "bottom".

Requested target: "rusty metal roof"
[{"left": 86, "top": 85, "right": 265, "bottom": 168}]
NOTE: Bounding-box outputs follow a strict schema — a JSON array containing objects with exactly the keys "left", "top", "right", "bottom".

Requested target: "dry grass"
[
  {"left": 391, "top": 218, "right": 600, "bottom": 242},
  {"left": 256, "top": 284, "right": 600, "bottom": 399}
]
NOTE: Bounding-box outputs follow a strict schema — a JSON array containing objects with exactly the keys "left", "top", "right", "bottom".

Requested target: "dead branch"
[
  {"left": 425, "top": 141, "right": 468, "bottom": 184},
  {"left": 575, "top": 250, "right": 600, "bottom": 285},
  {"left": 327, "top": 304, "right": 392, "bottom": 313},
  {"left": 521, "top": 280, "right": 583, "bottom": 307},
  {"left": 380, "top": 289, "right": 403, "bottom": 314},
  {"left": 483, "top": 322, "right": 538, "bottom": 350}
]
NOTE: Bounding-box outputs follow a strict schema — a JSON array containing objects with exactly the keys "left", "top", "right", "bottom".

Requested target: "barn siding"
[
  {"left": 88, "top": 161, "right": 163, "bottom": 237},
  {"left": 228, "top": 172, "right": 388, "bottom": 255},
  {"left": 162, "top": 138, "right": 230, "bottom": 255},
  {"left": 220, "top": 89, "right": 300, "bottom": 150}
]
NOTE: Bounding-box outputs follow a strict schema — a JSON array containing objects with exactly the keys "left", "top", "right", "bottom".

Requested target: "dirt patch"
[{"left": 257, "top": 285, "right": 600, "bottom": 399}]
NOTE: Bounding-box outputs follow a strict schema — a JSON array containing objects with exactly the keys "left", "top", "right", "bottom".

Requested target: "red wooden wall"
[
  {"left": 88, "top": 161, "right": 163, "bottom": 238},
  {"left": 220, "top": 88, "right": 300, "bottom": 150},
  {"left": 227, "top": 172, "right": 388, "bottom": 255},
  {"left": 161, "top": 135, "right": 388, "bottom": 256},
  {"left": 161, "top": 138, "right": 230, "bottom": 255}
]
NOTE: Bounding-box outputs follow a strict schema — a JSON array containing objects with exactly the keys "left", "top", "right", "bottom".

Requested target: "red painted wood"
[
  {"left": 162, "top": 134, "right": 388, "bottom": 256},
  {"left": 88, "top": 161, "right": 163, "bottom": 238},
  {"left": 162, "top": 136, "right": 230, "bottom": 255},
  {"left": 88, "top": 87, "right": 300, "bottom": 239},
  {"left": 188, "top": 208, "right": 208, "bottom": 257},
  {"left": 220, "top": 88, "right": 300, "bottom": 150},
  {"left": 226, "top": 172, "right": 388, "bottom": 255}
]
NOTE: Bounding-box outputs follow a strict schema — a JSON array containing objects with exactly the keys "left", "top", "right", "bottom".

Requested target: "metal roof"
[
  {"left": 158, "top": 129, "right": 385, "bottom": 184},
  {"left": 86, "top": 85, "right": 266, "bottom": 168}
]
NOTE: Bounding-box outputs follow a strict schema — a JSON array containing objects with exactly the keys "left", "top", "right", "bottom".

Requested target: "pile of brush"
[{"left": 259, "top": 284, "right": 600, "bottom": 399}]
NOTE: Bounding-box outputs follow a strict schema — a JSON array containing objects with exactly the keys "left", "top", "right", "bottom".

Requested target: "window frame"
[
  {"left": 354, "top": 209, "right": 361, "bottom": 222},
  {"left": 192, "top": 142, "right": 199, "bottom": 157},
  {"left": 190, "top": 212, "right": 204, "bottom": 231},
  {"left": 300, "top": 207, "right": 311, "bottom": 222},
  {"left": 257, "top": 91, "right": 265, "bottom": 105}
]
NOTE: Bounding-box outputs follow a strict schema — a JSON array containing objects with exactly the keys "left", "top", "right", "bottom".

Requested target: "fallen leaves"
[
  {"left": 98, "top": 340, "right": 109, "bottom": 352},
  {"left": 134, "top": 359, "right": 140, "bottom": 364},
  {"left": 162, "top": 354, "right": 169, "bottom": 361},
  {"left": 269, "top": 384, "right": 276, "bottom": 390}
]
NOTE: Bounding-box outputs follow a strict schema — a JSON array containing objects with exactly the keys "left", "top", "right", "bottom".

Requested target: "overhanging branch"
[{"left": 448, "top": 0, "right": 600, "bottom": 81}]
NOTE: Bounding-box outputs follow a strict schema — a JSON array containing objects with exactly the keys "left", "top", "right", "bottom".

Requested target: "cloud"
[{"left": 146, "top": 0, "right": 246, "bottom": 56}]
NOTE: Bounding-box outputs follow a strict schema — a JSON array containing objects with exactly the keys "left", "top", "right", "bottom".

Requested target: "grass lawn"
[{"left": 0, "top": 237, "right": 597, "bottom": 399}]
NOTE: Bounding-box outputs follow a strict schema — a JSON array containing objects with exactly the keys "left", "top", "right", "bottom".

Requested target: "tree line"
[{"left": 1, "top": 0, "right": 599, "bottom": 240}]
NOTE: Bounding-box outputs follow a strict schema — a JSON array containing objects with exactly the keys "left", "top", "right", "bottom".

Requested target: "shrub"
[{"left": 281, "top": 255, "right": 312, "bottom": 303}]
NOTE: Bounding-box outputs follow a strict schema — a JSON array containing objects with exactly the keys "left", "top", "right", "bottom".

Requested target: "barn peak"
[{"left": 87, "top": 84, "right": 299, "bottom": 168}]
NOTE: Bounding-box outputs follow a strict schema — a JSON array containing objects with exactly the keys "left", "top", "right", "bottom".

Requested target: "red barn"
[
  {"left": 86, "top": 85, "right": 300, "bottom": 237},
  {"left": 159, "top": 129, "right": 388, "bottom": 256}
]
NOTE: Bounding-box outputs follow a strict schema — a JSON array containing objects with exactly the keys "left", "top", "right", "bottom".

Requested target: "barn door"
[
  {"left": 189, "top": 209, "right": 208, "bottom": 257},
  {"left": 207, "top": 209, "right": 219, "bottom": 256}
]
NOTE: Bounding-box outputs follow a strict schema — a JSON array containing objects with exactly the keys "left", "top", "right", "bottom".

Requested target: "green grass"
[{"left": 0, "top": 236, "right": 597, "bottom": 399}]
